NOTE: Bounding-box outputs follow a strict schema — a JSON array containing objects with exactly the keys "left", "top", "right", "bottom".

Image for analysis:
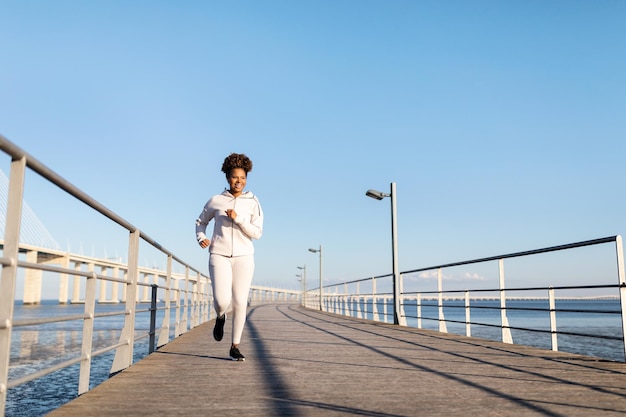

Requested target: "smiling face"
[{"left": 227, "top": 167, "right": 247, "bottom": 197}]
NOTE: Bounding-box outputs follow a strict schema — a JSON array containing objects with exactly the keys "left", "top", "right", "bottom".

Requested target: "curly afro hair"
[{"left": 221, "top": 153, "right": 253, "bottom": 176}]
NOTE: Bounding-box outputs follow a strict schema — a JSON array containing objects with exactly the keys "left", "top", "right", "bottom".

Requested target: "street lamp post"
[
  {"left": 297, "top": 265, "right": 306, "bottom": 307},
  {"left": 296, "top": 274, "right": 303, "bottom": 305},
  {"left": 308, "top": 245, "right": 323, "bottom": 311},
  {"left": 366, "top": 182, "right": 404, "bottom": 325}
]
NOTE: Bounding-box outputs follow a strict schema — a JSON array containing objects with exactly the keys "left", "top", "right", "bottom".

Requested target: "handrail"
[
  {"left": 0, "top": 135, "right": 299, "bottom": 417},
  {"left": 315, "top": 235, "right": 626, "bottom": 362},
  {"left": 405, "top": 283, "right": 619, "bottom": 295},
  {"left": 404, "top": 235, "right": 619, "bottom": 273}
]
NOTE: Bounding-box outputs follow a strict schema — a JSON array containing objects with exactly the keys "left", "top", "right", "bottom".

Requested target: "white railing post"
[
  {"left": 201, "top": 278, "right": 208, "bottom": 320},
  {"left": 195, "top": 277, "right": 201, "bottom": 326},
  {"left": 158, "top": 256, "right": 173, "bottom": 348},
  {"left": 372, "top": 277, "right": 379, "bottom": 322},
  {"left": 549, "top": 286, "right": 558, "bottom": 352},
  {"left": 356, "top": 283, "right": 362, "bottom": 319},
  {"left": 0, "top": 156, "right": 26, "bottom": 417},
  {"left": 383, "top": 296, "right": 388, "bottom": 323},
  {"left": 78, "top": 266, "right": 97, "bottom": 394},
  {"left": 181, "top": 267, "right": 189, "bottom": 334},
  {"left": 361, "top": 295, "right": 368, "bottom": 319},
  {"left": 174, "top": 280, "right": 181, "bottom": 336},
  {"left": 417, "top": 294, "right": 422, "bottom": 329},
  {"left": 345, "top": 284, "right": 352, "bottom": 317},
  {"left": 191, "top": 273, "right": 198, "bottom": 328},
  {"left": 465, "top": 290, "right": 471, "bottom": 337},
  {"left": 438, "top": 268, "right": 447, "bottom": 333},
  {"left": 615, "top": 235, "right": 626, "bottom": 361},
  {"left": 398, "top": 273, "right": 407, "bottom": 326},
  {"left": 338, "top": 294, "right": 342, "bottom": 316},
  {"left": 343, "top": 283, "right": 348, "bottom": 316},
  {"left": 499, "top": 258, "right": 513, "bottom": 344},
  {"left": 110, "top": 230, "right": 140, "bottom": 374},
  {"left": 205, "top": 278, "right": 213, "bottom": 320}
]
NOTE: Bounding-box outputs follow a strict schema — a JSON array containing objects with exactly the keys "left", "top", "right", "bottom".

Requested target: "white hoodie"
[{"left": 195, "top": 190, "right": 263, "bottom": 257}]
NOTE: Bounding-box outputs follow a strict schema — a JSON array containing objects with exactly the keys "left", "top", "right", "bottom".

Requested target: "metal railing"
[
  {"left": 0, "top": 135, "right": 297, "bottom": 417},
  {"left": 317, "top": 236, "right": 626, "bottom": 362}
]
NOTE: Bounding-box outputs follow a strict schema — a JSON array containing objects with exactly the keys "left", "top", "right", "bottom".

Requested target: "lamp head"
[
  {"left": 366, "top": 189, "right": 386, "bottom": 200},
  {"left": 308, "top": 248, "right": 318, "bottom": 253}
]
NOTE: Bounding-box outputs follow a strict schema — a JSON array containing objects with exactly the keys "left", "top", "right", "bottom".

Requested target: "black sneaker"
[
  {"left": 229, "top": 346, "right": 245, "bottom": 361},
  {"left": 213, "top": 314, "right": 226, "bottom": 341}
]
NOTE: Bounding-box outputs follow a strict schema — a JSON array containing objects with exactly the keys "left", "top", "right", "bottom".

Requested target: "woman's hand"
[
  {"left": 226, "top": 209, "right": 237, "bottom": 221},
  {"left": 199, "top": 239, "right": 210, "bottom": 249}
]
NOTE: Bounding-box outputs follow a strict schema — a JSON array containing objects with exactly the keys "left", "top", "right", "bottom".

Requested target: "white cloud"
[
  {"left": 409, "top": 270, "right": 487, "bottom": 281},
  {"left": 461, "top": 272, "right": 488, "bottom": 281}
]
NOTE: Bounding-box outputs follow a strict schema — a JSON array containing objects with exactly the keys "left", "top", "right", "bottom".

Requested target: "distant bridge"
[{"left": 1, "top": 241, "right": 299, "bottom": 305}]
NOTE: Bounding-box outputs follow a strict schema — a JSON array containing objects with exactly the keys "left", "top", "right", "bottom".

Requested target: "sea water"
[
  {"left": 6, "top": 301, "right": 171, "bottom": 417},
  {"left": 5, "top": 299, "right": 625, "bottom": 416}
]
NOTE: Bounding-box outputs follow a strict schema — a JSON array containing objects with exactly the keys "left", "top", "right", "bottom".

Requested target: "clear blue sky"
[{"left": 1, "top": 1, "right": 625, "bottom": 298}]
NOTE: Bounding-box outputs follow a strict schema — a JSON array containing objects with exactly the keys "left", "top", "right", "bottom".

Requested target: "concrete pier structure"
[{"left": 22, "top": 250, "right": 41, "bottom": 304}]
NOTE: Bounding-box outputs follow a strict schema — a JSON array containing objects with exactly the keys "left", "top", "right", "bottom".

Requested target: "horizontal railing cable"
[{"left": 402, "top": 236, "right": 619, "bottom": 275}]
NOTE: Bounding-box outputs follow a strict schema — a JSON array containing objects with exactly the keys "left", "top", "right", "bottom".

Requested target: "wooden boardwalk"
[{"left": 49, "top": 303, "right": 626, "bottom": 416}]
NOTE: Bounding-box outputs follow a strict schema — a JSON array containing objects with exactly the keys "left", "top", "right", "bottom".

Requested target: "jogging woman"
[{"left": 195, "top": 153, "right": 264, "bottom": 361}]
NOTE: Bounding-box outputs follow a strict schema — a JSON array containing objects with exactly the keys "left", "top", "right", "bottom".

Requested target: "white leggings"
[{"left": 209, "top": 254, "right": 255, "bottom": 345}]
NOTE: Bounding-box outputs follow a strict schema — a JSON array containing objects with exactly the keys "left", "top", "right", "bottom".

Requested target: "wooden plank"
[{"left": 48, "top": 303, "right": 626, "bottom": 416}]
